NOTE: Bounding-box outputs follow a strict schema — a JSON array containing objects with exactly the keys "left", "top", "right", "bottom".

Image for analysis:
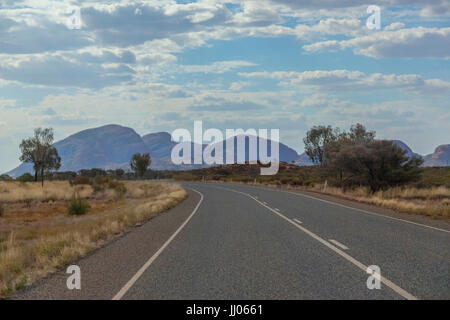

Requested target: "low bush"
[
  {"left": 16, "top": 173, "right": 34, "bottom": 182},
  {"left": 67, "top": 197, "right": 90, "bottom": 215},
  {"left": 0, "top": 203, "right": 4, "bottom": 217}
]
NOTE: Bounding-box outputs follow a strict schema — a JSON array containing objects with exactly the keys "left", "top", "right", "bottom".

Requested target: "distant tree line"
[{"left": 303, "top": 123, "right": 423, "bottom": 192}]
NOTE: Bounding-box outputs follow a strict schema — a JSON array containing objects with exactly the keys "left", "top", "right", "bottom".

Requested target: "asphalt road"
[{"left": 15, "top": 182, "right": 450, "bottom": 300}]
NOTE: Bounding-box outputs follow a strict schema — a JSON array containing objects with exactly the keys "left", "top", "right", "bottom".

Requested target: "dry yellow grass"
[
  {"left": 304, "top": 184, "right": 450, "bottom": 219},
  {"left": 0, "top": 181, "right": 94, "bottom": 203},
  {"left": 0, "top": 181, "right": 187, "bottom": 298},
  {"left": 235, "top": 180, "right": 450, "bottom": 219}
]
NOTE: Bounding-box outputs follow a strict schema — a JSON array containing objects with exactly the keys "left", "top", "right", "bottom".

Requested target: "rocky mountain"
[
  {"left": 294, "top": 152, "right": 314, "bottom": 166},
  {"left": 4, "top": 125, "right": 448, "bottom": 177},
  {"left": 392, "top": 140, "right": 422, "bottom": 159},
  {"left": 5, "top": 125, "right": 302, "bottom": 177},
  {"left": 215, "top": 135, "right": 299, "bottom": 164},
  {"left": 7, "top": 125, "right": 149, "bottom": 178},
  {"left": 423, "top": 144, "right": 450, "bottom": 167}
]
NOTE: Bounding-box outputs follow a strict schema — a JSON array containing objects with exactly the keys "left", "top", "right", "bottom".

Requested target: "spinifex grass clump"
[{"left": 67, "top": 196, "right": 90, "bottom": 215}]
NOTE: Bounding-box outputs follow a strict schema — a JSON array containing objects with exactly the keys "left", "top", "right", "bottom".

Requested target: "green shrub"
[
  {"left": 67, "top": 197, "right": 90, "bottom": 215},
  {"left": 16, "top": 173, "right": 34, "bottom": 182},
  {"left": 0, "top": 174, "right": 13, "bottom": 181}
]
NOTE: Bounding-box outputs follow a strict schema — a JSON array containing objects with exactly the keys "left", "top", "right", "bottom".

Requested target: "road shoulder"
[
  {"left": 13, "top": 189, "right": 201, "bottom": 300},
  {"left": 213, "top": 181, "right": 450, "bottom": 232}
]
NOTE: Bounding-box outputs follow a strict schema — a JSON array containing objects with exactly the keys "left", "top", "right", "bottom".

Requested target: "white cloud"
[
  {"left": 240, "top": 69, "right": 450, "bottom": 95},
  {"left": 384, "top": 22, "right": 405, "bottom": 31},
  {"left": 179, "top": 60, "right": 256, "bottom": 74},
  {"left": 295, "top": 18, "right": 366, "bottom": 40},
  {"left": 304, "top": 27, "right": 450, "bottom": 58}
]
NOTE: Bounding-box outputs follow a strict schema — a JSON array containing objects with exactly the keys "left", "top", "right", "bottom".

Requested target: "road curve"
[{"left": 15, "top": 182, "right": 450, "bottom": 300}]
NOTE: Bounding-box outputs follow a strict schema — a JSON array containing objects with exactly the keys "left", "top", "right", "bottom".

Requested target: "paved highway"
[{"left": 15, "top": 182, "right": 450, "bottom": 300}]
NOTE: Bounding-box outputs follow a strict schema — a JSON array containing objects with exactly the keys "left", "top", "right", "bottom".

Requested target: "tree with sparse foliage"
[
  {"left": 329, "top": 140, "right": 423, "bottom": 192},
  {"left": 303, "top": 125, "right": 339, "bottom": 165},
  {"left": 130, "top": 153, "right": 151, "bottom": 178},
  {"left": 19, "top": 128, "right": 61, "bottom": 187},
  {"left": 320, "top": 124, "right": 422, "bottom": 192},
  {"left": 323, "top": 123, "right": 376, "bottom": 168}
]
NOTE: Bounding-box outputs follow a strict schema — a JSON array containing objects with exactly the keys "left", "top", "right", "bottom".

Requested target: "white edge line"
[
  {"left": 293, "top": 218, "right": 302, "bottom": 224},
  {"left": 236, "top": 184, "right": 449, "bottom": 234},
  {"left": 329, "top": 239, "right": 349, "bottom": 250},
  {"left": 213, "top": 185, "right": 418, "bottom": 300},
  {"left": 112, "top": 188, "right": 204, "bottom": 300}
]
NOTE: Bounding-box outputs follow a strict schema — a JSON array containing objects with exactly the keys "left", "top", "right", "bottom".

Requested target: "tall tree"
[
  {"left": 130, "top": 153, "right": 151, "bottom": 178},
  {"left": 303, "top": 125, "right": 339, "bottom": 165},
  {"left": 19, "top": 128, "right": 61, "bottom": 186}
]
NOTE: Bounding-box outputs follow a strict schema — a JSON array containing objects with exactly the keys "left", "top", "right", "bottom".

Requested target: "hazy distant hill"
[
  {"left": 6, "top": 125, "right": 302, "bottom": 177},
  {"left": 142, "top": 132, "right": 176, "bottom": 159},
  {"left": 423, "top": 144, "right": 450, "bottom": 166},
  {"left": 143, "top": 133, "right": 300, "bottom": 169},
  {"left": 392, "top": 140, "right": 422, "bottom": 159},
  {"left": 6, "top": 124, "right": 149, "bottom": 178},
  {"left": 214, "top": 135, "right": 299, "bottom": 164},
  {"left": 4, "top": 125, "right": 449, "bottom": 177},
  {"left": 294, "top": 152, "right": 314, "bottom": 166}
]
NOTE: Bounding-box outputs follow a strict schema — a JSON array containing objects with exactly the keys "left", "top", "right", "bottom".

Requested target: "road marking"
[
  {"left": 262, "top": 201, "right": 267, "bottom": 205},
  {"left": 212, "top": 185, "right": 418, "bottom": 300},
  {"left": 293, "top": 218, "right": 302, "bottom": 224},
  {"left": 329, "top": 239, "right": 349, "bottom": 250},
  {"left": 230, "top": 184, "right": 450, "bottom": 234},
  {"left": 112, "top": 188, "right": 204, "bottom": 300},
  {"left": 274, "top": 208, "right": 280, "bottom": 212}
]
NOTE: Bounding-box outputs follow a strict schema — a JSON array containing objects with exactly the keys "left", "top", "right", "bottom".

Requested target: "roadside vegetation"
[
  {"left": 0, "top": 180, "right": 187, "bottom": 298},
  {"left": 162, "top": 124, "right": 450, "bottom": 219}
]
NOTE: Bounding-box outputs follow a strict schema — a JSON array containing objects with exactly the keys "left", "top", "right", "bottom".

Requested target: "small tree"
[
  {"left": 19, "top": 128, "right": 61, "bottom": 187},
  {"left": 303, "top": 125, "right": 339, "bottom": 165},
  {"left": 130, "top": 153, "right": 151, "bottom": 178},
  {"left": 323, "top": 123, "right": 376, "bottom": 183}
]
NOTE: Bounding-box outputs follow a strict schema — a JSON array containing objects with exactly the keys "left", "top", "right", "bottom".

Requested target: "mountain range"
[{"left": 4, "top": 124, "right": 449, "bottom": 177}]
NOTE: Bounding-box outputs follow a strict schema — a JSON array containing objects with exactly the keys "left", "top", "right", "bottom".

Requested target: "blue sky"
[{"left": 0, "top": 0, "right": 449, "bottom": 172}]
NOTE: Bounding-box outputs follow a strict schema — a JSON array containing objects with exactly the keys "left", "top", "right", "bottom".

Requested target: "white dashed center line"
[{"left": 329, "top": 239, "right": 349, "bottom": 250}]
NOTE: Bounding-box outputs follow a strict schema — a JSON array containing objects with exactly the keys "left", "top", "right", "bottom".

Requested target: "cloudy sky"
[{"left": 0, "top": 0, "right": 449, "bottom": 172}]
